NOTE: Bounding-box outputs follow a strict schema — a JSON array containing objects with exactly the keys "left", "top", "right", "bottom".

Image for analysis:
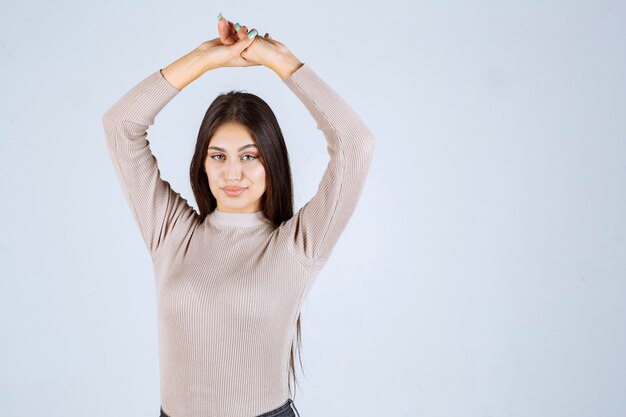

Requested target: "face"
[{"left": 204, "top": 122, "right": 266, "bottom": 213}]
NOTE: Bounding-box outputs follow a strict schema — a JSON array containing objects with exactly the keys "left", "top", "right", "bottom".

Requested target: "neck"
[{"left": 208, "top": 208, "right": 272, "bottom": 227}]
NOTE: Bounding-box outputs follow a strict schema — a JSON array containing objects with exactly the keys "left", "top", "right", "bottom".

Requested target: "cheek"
[
  {"left": 251, "top": 164, "right": 266, "bottom": 184},
  {"left": 204, "top": 164, "right": 218, "bottom": 185}
]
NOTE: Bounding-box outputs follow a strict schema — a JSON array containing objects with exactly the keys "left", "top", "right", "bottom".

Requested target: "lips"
[{"left": 222, "top": 186, "right": 247, "bottom": 196}]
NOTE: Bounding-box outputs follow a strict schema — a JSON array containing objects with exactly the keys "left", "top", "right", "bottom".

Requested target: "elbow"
[
  {"left": 102, "top": 109, "right": 123, "bottom": 142},
  {"left": 350, "top": 132, "right": 376, "bottom": 165},
  {"left": 355, "top": 116, "right": 377, "bottom": 154},
  {"left": 102, "top": 112, "right": 114, "bottom": 140},
  {"left": 369, "top": 133, "right": 377, "bottom": 152},
  {"left": 102, "top": 107, "right": 118, "bottom": 126},
  {"left": 349, "top": 128, "right": 376, "bottom": 159},
  {"left": 102, "top": 104, "right": 124, "bottom": 132},
  {"left": 358, "top": 121, "right": 377, "bottom": 154},
  {"left": 102, "top": 109, "right": 113, "bottom": 128},
  {"left": 363, "top": 130, "right": 377, "bottom": 155},
  {"left": 102, "top": 99, "right": 127, "bottom": 126},
  {"left": 101, "top": 112, "right": 110, "bottom": 131}
]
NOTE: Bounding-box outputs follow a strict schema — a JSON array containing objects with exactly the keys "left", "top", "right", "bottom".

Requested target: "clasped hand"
[{"left": 197, "top": 15, "right": 291, "bottom": 70}]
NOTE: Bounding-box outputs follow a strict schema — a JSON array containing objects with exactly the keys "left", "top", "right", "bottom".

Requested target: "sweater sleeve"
[
  {"left": 102, "top": 69, "right": 198, "bottom": 260},
  {"left": 280, "top": 63, "right": 376, "bottom": 268}
]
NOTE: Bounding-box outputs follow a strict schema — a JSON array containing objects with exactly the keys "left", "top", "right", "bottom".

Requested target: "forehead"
[{"left": 209, "top": 122, "right": 255, "bottom": 147}]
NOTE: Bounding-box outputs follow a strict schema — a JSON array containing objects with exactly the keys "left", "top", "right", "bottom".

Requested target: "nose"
[{"left": 226, "top": 159, "right": 242, "bottom": 181}]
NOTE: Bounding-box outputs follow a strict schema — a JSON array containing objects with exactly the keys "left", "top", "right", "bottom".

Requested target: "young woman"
[{"left": 102, "top": 13, "right": 376, "bottom": 417}]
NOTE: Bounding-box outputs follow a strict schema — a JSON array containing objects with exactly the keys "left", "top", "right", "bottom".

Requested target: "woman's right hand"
[
  {"left": 195, "top": 16, "right": 263, "bottom": 68},
  {"left": 196, "top": 15, "right": 274, "bottom": 68},
  {"left": 196, "top": 35, "right": 259, "bottom": 68},
  {"left": 214, "top": 16, "right": 300, "bottom": 78},
  {"left": 160, "top": 16, "right": 270, "bottom": 90}
]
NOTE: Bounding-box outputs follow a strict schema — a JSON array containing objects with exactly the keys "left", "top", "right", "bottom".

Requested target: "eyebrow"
[{"left": 207, "top": 144, "right": 258, "bottom": 152}]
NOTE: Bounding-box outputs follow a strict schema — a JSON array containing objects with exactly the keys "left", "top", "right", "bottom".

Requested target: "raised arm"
[
  {"left": 101, "top": 32, "right": 259, "bottom": 260},
  {"left": 102, "top": 66, "right": 199, "bottom": 260},
  {"left": 279, "top": 63, "right": 377, "bottom": 268},
  {"left": 230, "top": 24, "right": 377, "bottom": 267}
]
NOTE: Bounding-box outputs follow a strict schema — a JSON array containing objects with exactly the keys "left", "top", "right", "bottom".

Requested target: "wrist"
[
  {"left": 271, "top": 53, "right": 304, "bottom": 80},
  {"left": 192, "top": 44, "right": 220, "bottom": 72},
  {"left": 161, "top": 47, "right": 217, "bottom": 90}
]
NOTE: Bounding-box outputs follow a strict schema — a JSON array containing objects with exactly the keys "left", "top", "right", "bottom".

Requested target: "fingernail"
[
  {"left": 247, "top": 29, "right": 257, "bottom": 39},
  {"left": 217, "top": 12, "right": 222, "bottom": 21},
  {"left": 235, "top": 22, "right": 240, "bottom": 30}
]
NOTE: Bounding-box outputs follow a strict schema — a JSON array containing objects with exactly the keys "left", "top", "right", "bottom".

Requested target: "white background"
[{"left": 1, "top": 1, "right": 625, "bottom": 416}]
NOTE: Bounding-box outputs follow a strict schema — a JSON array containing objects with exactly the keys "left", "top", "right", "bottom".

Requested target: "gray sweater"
[{"left": 102, "top": 63, "right": 376, "bottom": 417}]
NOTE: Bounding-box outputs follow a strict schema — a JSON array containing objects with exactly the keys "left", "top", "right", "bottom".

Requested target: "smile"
[{"left": 222, "top": 187, "right": 247, "bottom": 196}]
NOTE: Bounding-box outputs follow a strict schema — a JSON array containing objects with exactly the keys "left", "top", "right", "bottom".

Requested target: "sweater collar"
[{"left": 208, "top": 208, "right": 273, "bottom": 228}]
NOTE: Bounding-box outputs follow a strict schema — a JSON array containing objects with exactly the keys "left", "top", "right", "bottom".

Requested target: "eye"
[
  {"left": 242, "top": 154, "right": 258, "bottom": 161},
  {"left": 210, "top": 154, "right": 224, "bottom": 161}
]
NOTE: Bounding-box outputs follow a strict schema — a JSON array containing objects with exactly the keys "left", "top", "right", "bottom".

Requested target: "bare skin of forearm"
[
  {"left": 160, "top": 47, "right": 215, "bottom": 90},
  {"left": 271, "top": 53, "right": 305, "bottom": 80},
  {"left": 160, "top": 45, "right": 305, "bottom": 90}
]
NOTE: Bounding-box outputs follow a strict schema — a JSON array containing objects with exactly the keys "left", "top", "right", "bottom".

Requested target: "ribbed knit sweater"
[{"left": 102, "top": 62, "right": 376, "bottom": 417}]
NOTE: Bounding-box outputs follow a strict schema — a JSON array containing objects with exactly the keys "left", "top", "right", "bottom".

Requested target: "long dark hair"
[{"left": 189, "top": 90, "right": 305, "bottom": 397}]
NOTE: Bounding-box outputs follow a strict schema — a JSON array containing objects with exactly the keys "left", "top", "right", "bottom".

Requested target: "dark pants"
[{"left": 160, "top": 398, "right": 300, "bottom": 417}]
